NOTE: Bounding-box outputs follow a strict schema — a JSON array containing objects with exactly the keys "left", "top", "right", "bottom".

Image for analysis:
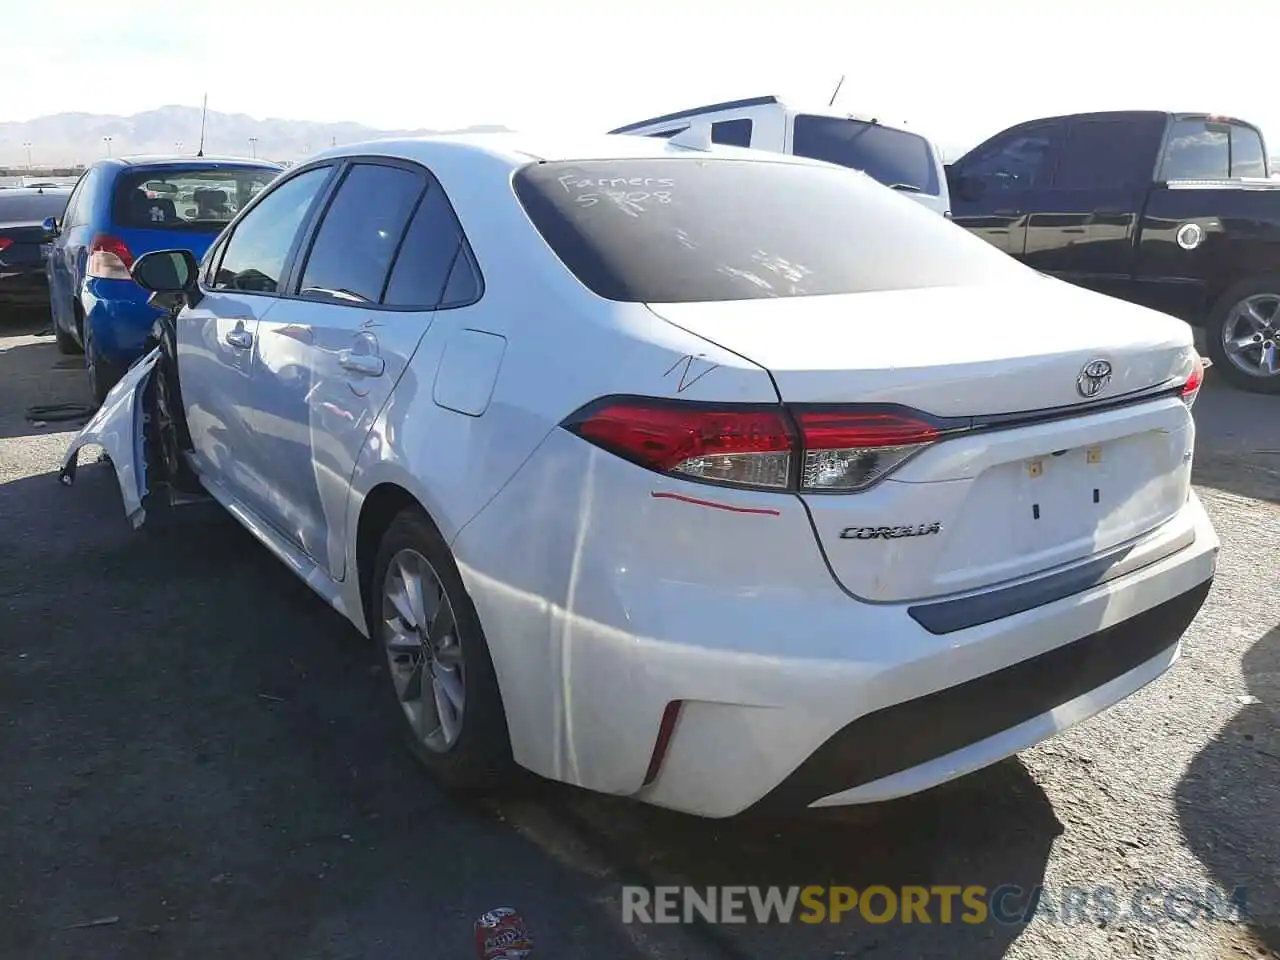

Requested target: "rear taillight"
[
  {"left": 568, "top": 401, "right": 795, "bottom": 489},
  {"left": 791, "top": 408, "right": 940, "bottom": 490},
  {"left": 1181, "top": 355, "right": 1206, "bottom": 408},
  {"left": 563, "top": 399, "right": 941, "bottom": 493},
  {"left": 87, "top": 234, "right": 134, "bottom": 280},
  {"left": 0, "top": 236, "right": 12, "bottom": 253}
]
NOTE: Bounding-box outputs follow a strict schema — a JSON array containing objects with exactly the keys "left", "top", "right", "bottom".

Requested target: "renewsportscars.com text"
[{"left": 622, "top": 884, "right": 1249, "bottom": 926}]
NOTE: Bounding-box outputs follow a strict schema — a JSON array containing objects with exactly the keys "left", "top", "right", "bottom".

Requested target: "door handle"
[
  {"left": 338, "top": 350, "right": 385, "bottom": 377},
  {"left": 993, "top": 208, "right": 1022, "bottom": 216},
  {"left": 225, "top": 327, "right": 253, "bottom": 349}
]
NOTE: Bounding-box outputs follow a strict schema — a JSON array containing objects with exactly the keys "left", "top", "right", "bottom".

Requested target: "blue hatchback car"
[{"left": 45, "top": 156, "right": 282, "bottom": 402}]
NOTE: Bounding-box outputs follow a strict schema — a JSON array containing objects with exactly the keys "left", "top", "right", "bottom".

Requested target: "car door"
[
  {"left": 247, "top": 159, "right": 479, "bottom": 578},
  {"left": 1021, "top": 114, "right": 1164, "bottom": 301},
  {"left": 178, "top": 164, "right": 336, "bottom": 509},
  {"left": 47, "top": 168, "right": 94, "bottom": 336},
  {"left": 948, "top": 121, "right": 1064, "bottom": 257}
]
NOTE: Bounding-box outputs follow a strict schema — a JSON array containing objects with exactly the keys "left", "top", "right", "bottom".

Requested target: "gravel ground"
[{"left": 1, "top": 315, "right": 1276, "bottom": 959}]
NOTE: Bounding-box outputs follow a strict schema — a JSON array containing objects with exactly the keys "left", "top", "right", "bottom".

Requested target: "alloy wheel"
[
  {"left": 1222, "top": 293, "right": 1280, "bottom": 378},
  {"left": 380, "top": 548, "right": 466, "bottom": 752}
]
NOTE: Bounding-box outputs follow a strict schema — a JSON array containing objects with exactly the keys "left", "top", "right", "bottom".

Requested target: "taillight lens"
[
  {"left": 87, "top": 234, "right": 135, "bottom": 280},
  {"left": 568, "top": 401, "right": 795, "bottom": 489},
  {"left": 1181, "top": 355, "right": 1205, "bottom": 408},
  {"left": 564, "top": 399, "right": 941, "bottom": 492},
  {"left": 792, "top": 409, "right": 940, "bottom": 490},
  {"left": 0, "top": 236, "right": 12, "bottom": 253}
]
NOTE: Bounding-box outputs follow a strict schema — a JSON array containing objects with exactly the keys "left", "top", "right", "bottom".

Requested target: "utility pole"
[
  {"left": 102, "top": 136, "right": 113, "bottom": 157},
  {"left": 23, "top": 141, "right": 32, "bottom": 169},
  {"left": 248, "top": 137, "right": 258, "bottom": 158}
]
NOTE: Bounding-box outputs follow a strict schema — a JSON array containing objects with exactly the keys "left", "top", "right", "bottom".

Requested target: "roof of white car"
[{"left": 307, "top": 131, "right": 828, "bottom": 171}]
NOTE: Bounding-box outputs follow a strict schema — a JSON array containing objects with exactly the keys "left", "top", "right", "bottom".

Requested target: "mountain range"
[{"left": 0, "top": 105, "right": 511, "bottom": 167}]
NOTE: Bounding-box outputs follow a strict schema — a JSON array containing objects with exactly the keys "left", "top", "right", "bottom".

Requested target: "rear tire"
[
  {"left": 84, "top": 322, "right": 124, "bottom": 406},
  {"left": 1205, "top": 276, "right": 1280, "bottom": 394},
  {"left": 368, "top": 507, "right": 515, "bottom": 792},
  {"left": 54, "top": 322, "right": 82, "bottom": 355}
]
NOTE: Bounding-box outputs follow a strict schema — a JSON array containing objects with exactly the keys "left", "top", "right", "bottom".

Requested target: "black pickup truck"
[{"left": 946, "top": 110, "right": 1280, "bottom": 393}]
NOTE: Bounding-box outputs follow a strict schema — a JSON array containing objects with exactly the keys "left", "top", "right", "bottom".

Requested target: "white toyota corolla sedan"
[{"left": 62, "top": 131, "right": 1218, "bottom": 819}]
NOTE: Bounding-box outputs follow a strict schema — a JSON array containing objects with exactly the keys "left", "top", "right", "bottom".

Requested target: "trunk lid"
[
  {"left": 0, "top": 221, "right": 55, "bottom": 271},
  {"left": 648, "top": 279, "right": 1199, "bottom": 602}
]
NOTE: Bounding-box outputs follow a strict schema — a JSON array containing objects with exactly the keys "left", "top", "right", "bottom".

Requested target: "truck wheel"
[
  {"left": 368, "top": 506, "right": 515, "bottom": 792},
  {"left": 1206, "top": 277, "right": 1280, "bottom": 394}
]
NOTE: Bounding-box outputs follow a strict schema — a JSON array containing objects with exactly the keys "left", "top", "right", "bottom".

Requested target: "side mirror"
[
  {"left": 41, "top": 216, "right": 60, "bottom": 238},
  {"left": 132, "top": 249, "right": 203, "bottom": 308}
]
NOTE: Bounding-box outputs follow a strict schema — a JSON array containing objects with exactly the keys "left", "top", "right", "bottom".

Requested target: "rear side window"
[
  {"left": 710, "top": 119, "right": 753, "bottom": 148},
  {"left": 382, "top": 180, "right": 480, "bottom": 308},
  {"left": 513, "top": 158, "right": 1025, "bottom": 304},
  {"left": 1055, "top": 118, "right": 1158, "bottom": 188},
  {"left": 792, "top": 115, "right": 939, "bottom": 195},
  {"left": 112, "top": 165, "right": 280, "bottom": 231},
  {"left": 1162, "top": 120, "right": 1230, "bottom": 180},
  {"left": 298, "top": 163, "right": 424, "bottom": 304},
  {"left": 644, "top": 128, "right": 685, "bottom": 139},
  {"left": 0, "top": 192, "right": 69, "bottom": 224},
  {"left": 1230, "top": 124, "right": 1267, "bottom": 178}
]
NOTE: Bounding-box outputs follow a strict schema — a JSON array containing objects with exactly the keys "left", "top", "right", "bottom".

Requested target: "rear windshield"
[
  {"left": 0, "top": 191, "right": 69, "bottom": 225},
  {"left": 112, "top": 165, "right": 279, "bottom": 231},
  {"left": 513, "top": 158, "right": 1024, "bottom": 303},
  {"left": 792, "top": 114, "right": 940, "bottom": 196}
]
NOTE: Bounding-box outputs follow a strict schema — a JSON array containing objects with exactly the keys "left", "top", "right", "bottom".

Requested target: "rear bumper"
[
  {"left": 752, "top": 577, "right": 1209, "bottom": 814},
  {"left": 456, "top": 424, "right": 1219, "bottom": 819},
  {"left": 0, "top": 269, "right": 50, "bottom": 308},
  {"left": 81, "top": 278, "right": 162, "bottom": 363}
]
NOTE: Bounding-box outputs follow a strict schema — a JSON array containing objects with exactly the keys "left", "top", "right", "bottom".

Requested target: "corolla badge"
[
  {"left": 1076, "top": 358, "right": 1113, "bottom": 398},
  {"left": 840, "top": 523, "right": 942, "bottom": 540}
]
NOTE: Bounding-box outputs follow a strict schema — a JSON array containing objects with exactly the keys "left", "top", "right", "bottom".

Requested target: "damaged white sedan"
[{"left": 62, "top": 132, "right": 1218, "bottom": 819}]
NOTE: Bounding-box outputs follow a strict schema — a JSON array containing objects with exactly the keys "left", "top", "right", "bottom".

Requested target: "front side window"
[
  {"left": 212, "top": 167, "right": 331, "bottom": 293},
  {"left": 298, "top": 163, "right": 424, "bottom": 304},
  {"left": 792, "top": 115, "right": 940, "bottom": 195},
  {"left": 513, "top": 157, "right": 1026, "bottom": 304},
  {"left": 112, "top": 165, "right": 281, "bottom": 232},
  {"left": 1162, "top": 120, "right": 1230, "bottom": 180},
  {"left": 958, "top": 125, "right": 1060, "bottom": 191}
]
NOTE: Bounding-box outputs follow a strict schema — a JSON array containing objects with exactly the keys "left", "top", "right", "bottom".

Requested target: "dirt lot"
[{"left": 1, "top": 315, "right": 1277, "bottom": 959}]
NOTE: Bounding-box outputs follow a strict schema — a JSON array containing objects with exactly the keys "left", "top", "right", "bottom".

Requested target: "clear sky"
[{"left": 3, "top": 0, "right": 1278, "bottom": 159}]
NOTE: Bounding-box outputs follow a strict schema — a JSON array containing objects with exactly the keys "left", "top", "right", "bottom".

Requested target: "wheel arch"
[{"left": 355, "top": 482, "right": 436, "bottom": 633}]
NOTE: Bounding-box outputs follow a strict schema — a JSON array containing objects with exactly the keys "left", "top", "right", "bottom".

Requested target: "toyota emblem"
[{"left": 1077, "top": 358, "right": 1113, "bottom": 398}]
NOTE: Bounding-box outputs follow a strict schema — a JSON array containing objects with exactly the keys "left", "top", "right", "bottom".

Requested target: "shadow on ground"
[
  {"left": 534, "top": 749, "right": 1062, "bottom": 957},
  {"left": 1176, "top": 623, "right": 1280, "bottom": 951},
  {"left": 0, "top": 464, "right": 653, "bottom": 960},
  {"left": 0, "top": 316, "right": 93, "bottom": 442},
  {"left": 1191, "top": 373, "right": 1280, "bottom": 506}
]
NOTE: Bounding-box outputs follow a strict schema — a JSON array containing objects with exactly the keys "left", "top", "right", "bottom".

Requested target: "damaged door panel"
[{"left": 60, "top": 311, "right": 205, "bottom": 528}]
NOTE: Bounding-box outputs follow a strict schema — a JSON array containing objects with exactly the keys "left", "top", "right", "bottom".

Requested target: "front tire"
[
  {"left": 1205, "top": 277, "right": 1280, "bottom": 394},
  {"left": 368, "top": 507, "right": 514, "bottom": 792}
]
